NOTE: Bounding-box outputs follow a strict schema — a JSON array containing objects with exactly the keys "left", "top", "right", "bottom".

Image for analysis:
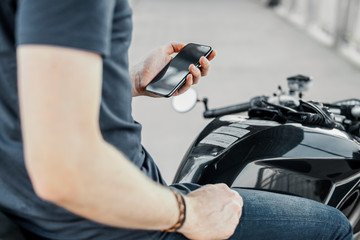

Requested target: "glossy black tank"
[{"left": 173, "top": 115, "right": 360, "bottom": 208}]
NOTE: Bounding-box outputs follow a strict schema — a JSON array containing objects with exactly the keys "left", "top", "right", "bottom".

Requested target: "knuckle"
[
  {"left": 231, "top": 199, "right": 241, "bottom": 207},
  {"left": 224, "top": 229, "right": 236, "bottom": 239},
  {"left": 193, "top": 69, "right": 200, "bottom": 77},
  {"left": 232, "top": 215, "right": 240, "bottom": 225},
  {"left": 239, "top": 209, "right": 243, "bottom": 218},
  {"left": 201, "top": 71, "right": 208, "bottom": 77},
  {"left": 203, "top": 184, "right": 215, "bottom": 191},
  {"left": 231, "top": 190, "right": 239, "bottom": 198},
  {"left": 202, "top": 61, "right": 210, "bottom": 68},
  {"left": 239, "top": 196, "right": 244, "bottom": 206},
  {"left": 235, "top": 203, "right": 243, "bottom": 213},
  {"left": 169, "top": 41, "right": 178, "bottom": 48},
  {"left": 231, "top": 202, "right": 242, "bottom": 215},
  {"left": 217, "top": 183, "right": 228, "bottom": 189}
]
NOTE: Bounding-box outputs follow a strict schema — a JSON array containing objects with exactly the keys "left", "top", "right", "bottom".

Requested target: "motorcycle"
[
  {"left": 171, "top": 75, "right": 360, "bottom": 238},
  {"left": 1, "top": 75, "right": 359, "bottom": 240}
]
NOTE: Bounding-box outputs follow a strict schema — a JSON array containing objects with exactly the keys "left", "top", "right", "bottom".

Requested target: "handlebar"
[
  {"left": 203, "top": 101, "right": 359, "bottom": 120},
  {"left": 200, "top": 97, "right": 359, "bottom": 137},
  {"left": 203, "top": 102, "right": 251, "bottom": 118},
  {"left": 325, "top": 104, "right": 360, "bottom": 119}
]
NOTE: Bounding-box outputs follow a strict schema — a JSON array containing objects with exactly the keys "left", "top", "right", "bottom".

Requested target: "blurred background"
[{"left": 129, "top": 0, "right": 360, "bottom": 183}]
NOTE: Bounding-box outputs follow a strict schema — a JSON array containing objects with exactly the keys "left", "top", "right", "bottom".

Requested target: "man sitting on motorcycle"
[{"left": 0, "top": 0, "right": 353, "bottom": 239}]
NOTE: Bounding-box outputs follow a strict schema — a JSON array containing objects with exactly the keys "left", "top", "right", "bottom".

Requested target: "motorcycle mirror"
[{"left": 172, "top": 88, "right": 198, "bottom": 113}]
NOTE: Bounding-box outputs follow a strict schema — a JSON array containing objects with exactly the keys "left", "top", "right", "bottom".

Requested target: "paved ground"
[{"left": 129, "top": 0, "right": 360, "bottom": 183}]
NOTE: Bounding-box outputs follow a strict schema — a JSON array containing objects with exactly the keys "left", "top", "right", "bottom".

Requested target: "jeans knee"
[{"left": 324, "top": 207, "right": 353, "bottom": 239}]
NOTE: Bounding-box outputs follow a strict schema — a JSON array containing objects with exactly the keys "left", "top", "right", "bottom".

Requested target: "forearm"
[{"left": 34, "top": 137, "right": 178, "bottom": 230}]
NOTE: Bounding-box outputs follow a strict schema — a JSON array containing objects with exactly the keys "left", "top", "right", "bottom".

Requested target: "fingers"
[
  {"left": 216, "top": 185, "right": 243, "bottom": 219},
  {"left": 175, "top": 74, "right": 193, "bottom": 96},
  {"left": 192, "top": 50, "right": 216, "bottom": 78},
  {"left": 189, "top": 64, "right": 201, "bottom": 84},
  {"left": 230, "top": 190, "right": 243, "bottom": 219},
  {"left": 198, "top": 56, "right": 210, "bottom": 77},
  {"left": 188, "top": 56, "right": 210, "bottom": 85},
  {"left": 207, "top": 49, "right": 217, "bottom": 61},
  {"left": 231, "top": 189, "right": 244, "bottom": 207}
]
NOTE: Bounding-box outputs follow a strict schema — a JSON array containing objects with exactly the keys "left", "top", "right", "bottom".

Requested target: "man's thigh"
[{"left": 160, "top": 188, "right": 353, "bottom": 240}]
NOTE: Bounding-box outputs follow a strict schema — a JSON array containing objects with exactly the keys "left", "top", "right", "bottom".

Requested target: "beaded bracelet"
[{"left": 163, "top": 189, "right": 186, "bottom": 232}]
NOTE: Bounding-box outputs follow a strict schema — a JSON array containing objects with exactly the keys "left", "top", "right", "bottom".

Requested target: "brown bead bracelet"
[{"left": 163, "top": 189, "right": 186, "bottom": 232}]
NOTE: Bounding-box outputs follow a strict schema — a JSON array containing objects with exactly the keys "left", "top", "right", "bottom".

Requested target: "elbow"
[
  {"left": 27, "top": 156, "right": 76, "bottom": 204},
  {"left": 32, "top": 176, "right": 68, "bottom": 204},
  {"left": 22, "top": 126, "right": 103, "bottom": 204},
  {"left": 25, "top": 143, "right": 95, "bottom": 205}
]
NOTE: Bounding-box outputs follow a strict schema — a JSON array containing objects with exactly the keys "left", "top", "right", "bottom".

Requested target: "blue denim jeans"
[{"left": 159, "top": 187, "right": 353, "bottom": 240}]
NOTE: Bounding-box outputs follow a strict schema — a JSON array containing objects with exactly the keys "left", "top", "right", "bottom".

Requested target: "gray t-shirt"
[{"left": 0, "top": 0, "right": 165, "bottom": 239}]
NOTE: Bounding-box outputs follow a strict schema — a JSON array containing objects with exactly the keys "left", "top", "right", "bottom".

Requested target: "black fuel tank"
[{"left": 173, "top": 115, "right": 360, "bottom": 206}]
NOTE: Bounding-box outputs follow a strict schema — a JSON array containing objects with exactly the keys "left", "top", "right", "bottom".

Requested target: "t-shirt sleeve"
[{"left": 17, "top": 0, "right": 115, "bottom": 57}]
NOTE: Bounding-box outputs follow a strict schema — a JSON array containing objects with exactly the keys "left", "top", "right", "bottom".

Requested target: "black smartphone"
[{"left": 145, "top": 43, "right": 213, "bottom": 97}]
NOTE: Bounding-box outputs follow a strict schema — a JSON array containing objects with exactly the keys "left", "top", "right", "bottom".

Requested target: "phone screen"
[{"left": 145, "top": 43, "right": 212, "bottom": 97}]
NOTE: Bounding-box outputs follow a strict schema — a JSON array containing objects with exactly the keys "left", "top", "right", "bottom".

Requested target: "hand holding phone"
[{"left": 145, "top": 43, "right": 213, "bottom": 97}]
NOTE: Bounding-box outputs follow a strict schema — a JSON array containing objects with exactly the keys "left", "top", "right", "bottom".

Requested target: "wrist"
[
  {"left": 177, "top": 195, "right": 197, "bottom": 235},
  {"left": 163, "top": 189, "right": 187, "bottom": 232},
  {"left": 131, "top": 71, "right": 142, "bottom": 97}
]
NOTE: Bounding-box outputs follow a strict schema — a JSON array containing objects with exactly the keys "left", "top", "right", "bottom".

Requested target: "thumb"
[{"left": 164, "top": 42, "right": 186, "bottom": 55}]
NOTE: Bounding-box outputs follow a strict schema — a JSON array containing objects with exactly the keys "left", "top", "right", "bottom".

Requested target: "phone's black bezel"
[{"left": 145, "top": 43, "right": 213, "bottom": 98}]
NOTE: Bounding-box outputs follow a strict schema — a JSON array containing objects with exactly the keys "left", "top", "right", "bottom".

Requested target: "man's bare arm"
[{"left": 17, "top": 45, "right": 179, "bottom": 230}]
